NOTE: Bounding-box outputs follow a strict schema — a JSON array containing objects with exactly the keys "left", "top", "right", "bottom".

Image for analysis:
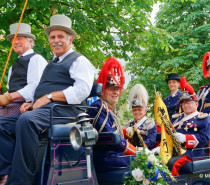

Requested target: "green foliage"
[
  {"left": 1, "top": 0, "right": 209, "bottom": 112},
  {"left": 0, "top": 0, "right": 158, "bottom": 81},
  {"left": 120, "top": 108, "right": 133, "bottom": 125},
  {"left": 125, "top": 0, "right": 210, "bottom": 115}
]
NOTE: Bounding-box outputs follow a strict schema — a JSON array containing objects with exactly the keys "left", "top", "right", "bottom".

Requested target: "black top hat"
[{"left": 165, "top": 73, "right": 180, "bottom": 82}]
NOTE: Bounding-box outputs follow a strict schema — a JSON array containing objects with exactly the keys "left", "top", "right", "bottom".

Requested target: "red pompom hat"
[
  {"left": 180, "top": 77, "right": 197, "bottom": 102},
  {"left": 96, "top": 57, "right": 124, "bottom": 94},
  {"left": 202, "top": 52, "right": 210, "bottom": 79}
]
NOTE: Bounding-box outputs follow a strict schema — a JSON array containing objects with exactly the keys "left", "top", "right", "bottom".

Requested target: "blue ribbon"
[
  {"left": 151, "top": 168, "right": 159, "bottom": 181},
  {"left": 161, "top": 170, "right": 169, "bottom": 184},
  {"left": 147, "top": 162, "right": 152, "bottom": 168},
  {"left": 146, "top": 162, "right": 168, "bottom": 184}
]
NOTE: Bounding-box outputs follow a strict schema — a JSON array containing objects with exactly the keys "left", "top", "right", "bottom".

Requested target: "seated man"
[
  {"left": 126, "top": 84, "right": 157, "bottom": 150},
  {"left": 0, "top": 14, "right": 95, "bottom": 184},
  {"left": 88, "top": 57, "right": 136, "bottom": 173},
  {"left": 168, "top": 77, "right": 210, "bottom": 176},
  {"left": 0, "top": 22, "right": 47, "bottom": 117}
]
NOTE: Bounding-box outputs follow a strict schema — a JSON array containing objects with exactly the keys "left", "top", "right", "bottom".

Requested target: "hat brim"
[
  {"left": 180, "top": 98, "right": 198, "bottom": 103},
  {"left": 6, "top": 33, "right": 36, "bottom": 41},
  {"left": 106, "top": 84, "right": 123, "bottom": 88},
  {"left": 132, "top": 105, "right": 143, "bottom": 108},
  {"left": 165, "top": 78, "right": 180, "bottom": 82},
  {"left": 44, "top": 25, "right": 76, "bottom": 37}
]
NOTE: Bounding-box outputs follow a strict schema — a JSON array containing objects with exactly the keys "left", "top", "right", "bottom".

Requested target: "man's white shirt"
[
  {"left": 54, "top": 48, "right": 95, "bottom": 104},
  {"left": 7, "top": 49, "right": 48, "bottom": 102}
]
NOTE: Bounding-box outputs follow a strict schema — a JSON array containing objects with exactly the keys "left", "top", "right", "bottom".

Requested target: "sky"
[{"left": 150, "top": 2, "right": 160, "bottom": 25}]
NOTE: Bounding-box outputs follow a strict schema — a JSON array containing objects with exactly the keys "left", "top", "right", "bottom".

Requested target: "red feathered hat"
[
  {"left": 202, "top": 52, "right": 210, "bottom": 79},
  {"left": 180, "top": 77, "right": 197, "bottom": 102},
  {"left": 96, "top": 57, "right": 124, "bottom": 94}
]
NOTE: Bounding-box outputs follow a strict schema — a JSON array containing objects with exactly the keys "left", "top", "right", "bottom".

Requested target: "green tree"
[
  {"left": 0, "top": 0, "right": 160, "bottom": 91},
  {"left": 125, "top": 0, "right": 210, "bottom": 111}
]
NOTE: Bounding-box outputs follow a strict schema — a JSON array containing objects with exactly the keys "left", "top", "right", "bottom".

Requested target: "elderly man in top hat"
[
  {"left": 197, "top": 52, "right": 210, "bottom": 113},
  {"left": 163, "top": 73, "right": 182, "bottom": 122},
  {"left": 0, "top": 23, "right": 47, "bottom": 117},
  {"left": 126, "top": 84, "right": 157, "bottom": 150},
  {"left": 167, "top": 77, "right": 210, "bottom": 176},
  {"left": 0, "top": 14, "right": 95, "bottom": 184}
]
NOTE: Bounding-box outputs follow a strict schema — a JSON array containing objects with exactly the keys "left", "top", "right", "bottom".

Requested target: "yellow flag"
[{"left": 154, "top": 93, "right": 173, "bottom": 164}]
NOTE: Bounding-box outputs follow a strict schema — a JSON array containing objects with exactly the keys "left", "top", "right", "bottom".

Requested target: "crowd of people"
[{"left": 0, "top": 13, "right": 209, "bottom": 184}]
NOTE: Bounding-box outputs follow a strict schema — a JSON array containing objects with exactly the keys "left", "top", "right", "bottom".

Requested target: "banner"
[{"left": 154, "top": 93, "right": 173, "bottom": 164}]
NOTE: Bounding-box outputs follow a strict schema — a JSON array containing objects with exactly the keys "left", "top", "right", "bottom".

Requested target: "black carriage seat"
[
  {"left": 34, "top": 83, "right": 102, "bottom": 185},
  {"left": 167, "top": 147, "right": 210, "bottom": 184},
  {"left": 95, "top": 132, "right": 131, "bottom": 185},
  {"left": 46, "top": 83, "right": 102, "bottom": 138},
  {"left": 157, "top": 132, "right": 210, "bottom": 176},
  {"left": 179, "top": 147, "right": 210, "bottom": 175}
]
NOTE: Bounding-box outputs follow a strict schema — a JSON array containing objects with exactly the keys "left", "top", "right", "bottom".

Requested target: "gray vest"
[
  {"left": 34, "top": 51, "right": 81, "bottom": 101},
  {"left": 8, "top": 53, "right": 36, "bottom": 92}
]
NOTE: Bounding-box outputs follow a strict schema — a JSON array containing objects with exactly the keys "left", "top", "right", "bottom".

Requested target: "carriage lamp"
[
  {"left": 69, "top": 112, "right": 98, "bottom": 150},
  {"left": 69, "top": 112, "right": 98, "bottom": 178}
]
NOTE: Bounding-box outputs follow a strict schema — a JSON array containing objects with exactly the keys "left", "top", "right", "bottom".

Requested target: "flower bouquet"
[{"left": 124, "top": 147, "right": 175, "bottom": 185}]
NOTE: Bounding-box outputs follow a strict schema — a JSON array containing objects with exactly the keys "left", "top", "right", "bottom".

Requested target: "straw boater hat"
[
  {"left": 44, "top": 14, "right": 76, "bottom": 37},
  {"left": 6, "top": 23, "right": 36, "bottom": 41}
]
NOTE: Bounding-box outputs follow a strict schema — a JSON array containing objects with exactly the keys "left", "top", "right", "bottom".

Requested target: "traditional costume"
[
  {"left": 126, "top": 84, "right": 157, "bottom": 149},
  {"left": 88, "top": 57, "right": 136, "bottom": 172},
  {"left": 168, "top": 77, "right": 210, "bottom": 176}
]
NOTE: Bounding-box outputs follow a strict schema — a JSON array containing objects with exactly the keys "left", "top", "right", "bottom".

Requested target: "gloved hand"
[
  {"left": 136, "top": 147, "right": 152, "bottom": 155},
  {"left": 151, "top": 146, "right": 160, "bottom": 155},
  {"left": 175, "top": 132, "right": 186, "bottom": 143},
  {"left": 126, "top": 127, "right": 134, "bottom": 136},
  {"left": 0, "top": 94, "right": 13, "bottom": 106}
]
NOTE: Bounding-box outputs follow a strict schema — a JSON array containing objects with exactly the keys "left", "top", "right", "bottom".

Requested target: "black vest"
[
  {"left": 8, "top": 53, "right": 36, "bottom": 93},
  {"left": 34, "top": 51, "right": 81, "bottom": 101}
]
